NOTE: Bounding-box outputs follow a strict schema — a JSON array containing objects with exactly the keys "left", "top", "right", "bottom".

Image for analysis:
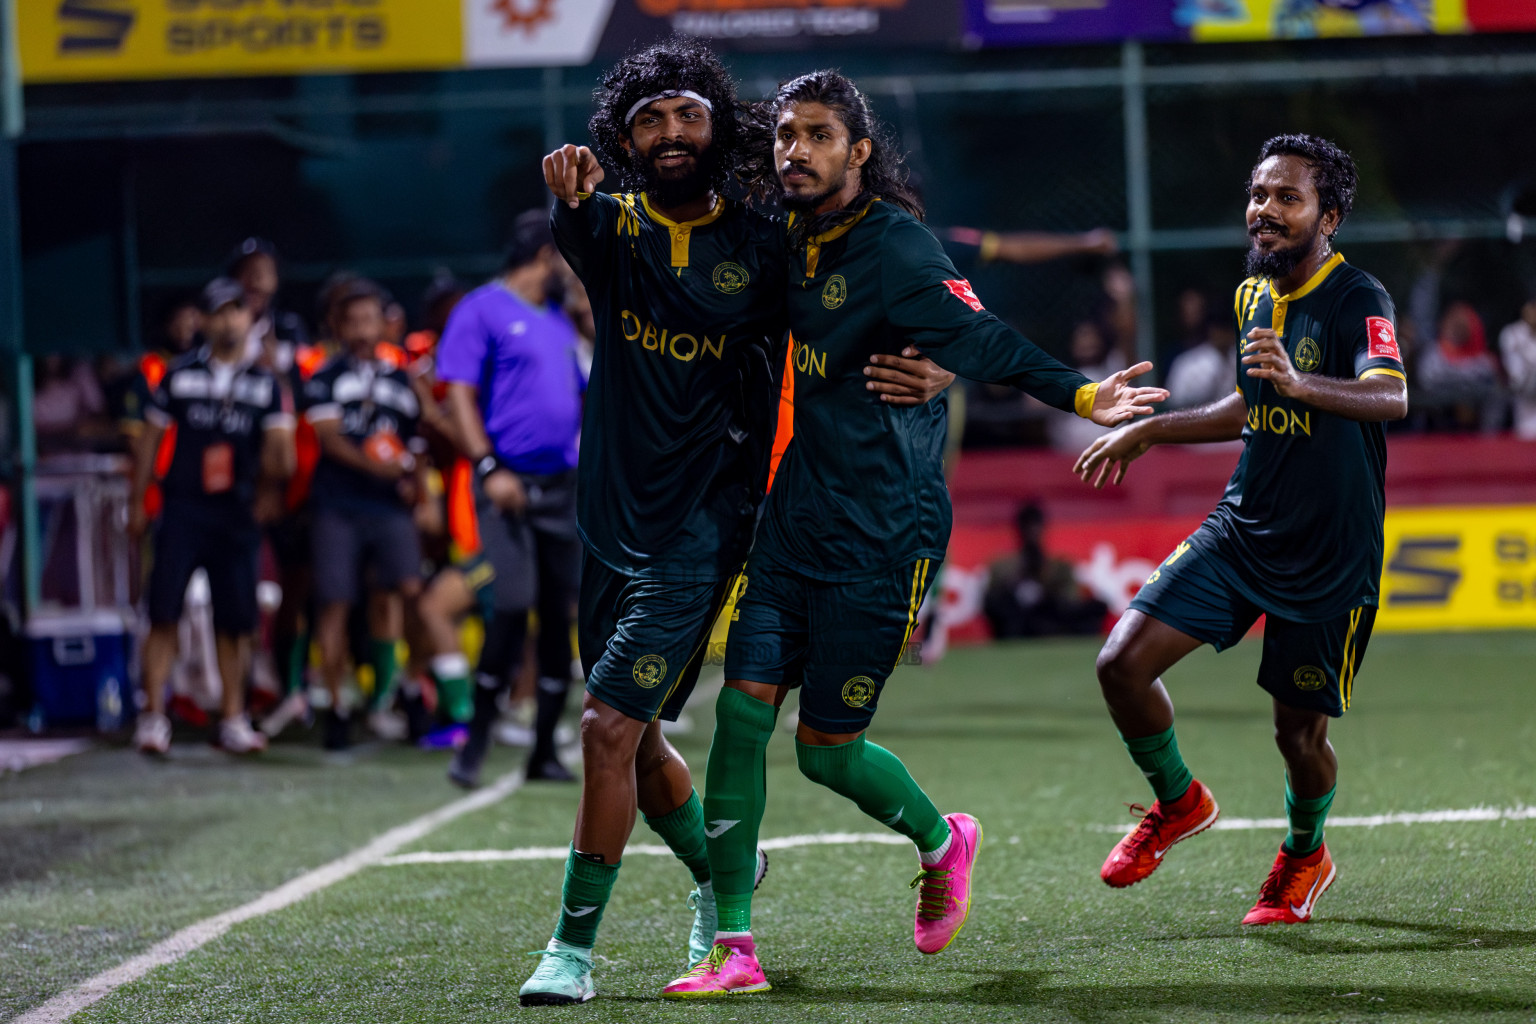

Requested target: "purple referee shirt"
[{"left": 436, "top": 281, "right": 585, "bottom": 475}]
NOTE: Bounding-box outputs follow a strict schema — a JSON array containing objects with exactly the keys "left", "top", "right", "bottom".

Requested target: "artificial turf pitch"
[{"left": 4, "top": 632, "right": 1535, "bottom": 1023}]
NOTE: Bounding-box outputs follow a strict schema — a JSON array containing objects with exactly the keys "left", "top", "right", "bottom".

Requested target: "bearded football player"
[
  {"left": 521, "top": 41, "right": 951, "bottom": 1006},
  {"left": 662, "top": 70, "right": 1166, "bottom": 998},
  {"left": 1075, "top": 134, "right": 1407, "bottom": 925}
]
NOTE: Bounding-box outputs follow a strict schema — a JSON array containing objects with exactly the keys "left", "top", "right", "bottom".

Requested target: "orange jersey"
[
  {"left": 285, "top": 344, "right": 329, "bottom": 511},
  {"left": 767, "top": 340, "right": 796, "bottom": 492},
  {"left": 136, "top": 352, "right": 177, "bottom": 520},
  {"left": 446, "top": 457, "right": 480, "bottom": 558}
]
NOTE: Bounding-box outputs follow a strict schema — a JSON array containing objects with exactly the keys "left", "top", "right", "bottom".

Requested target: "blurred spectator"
[
  {"left": 1164, "top": 287, "right": 1237, "bottom": 410},
  {"left": 303, "top": 278, "right": 430, "bottom": 750},
  {"left": 128, "top": 277, "right": 295, "bottom": 756},
  {"left": 1416, "top": 301, "right": 1502, "bottom": 431},
  {"left": 1498, "top": 297, "right": 1536, "bottom": 439},
  {"left": 33, "top": 356, "right": 111, "bottom": 455},
  {"left": 983, "top": 502, "right": 1107, "bottom": 639},
  {"left": 229, "top": 237, "right": 310, "bottom": 372},
  {"left": 1047, "top": 319, "right": 1124, "bottom": 454}
]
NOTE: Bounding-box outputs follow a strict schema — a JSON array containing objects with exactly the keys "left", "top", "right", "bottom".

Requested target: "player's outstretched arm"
[
  {"left": 1075, "top": 390, "right": 1246, "bottom": 489},
  {"left": 1085, "top": 361, "right": 1169, "bottom": 427},
  {"left": 543, "top": 145, "right": 605, "bottom": 209},
  {"left": 864, "top": 346, "right": 956, "bottom": 405},
  {"left": 1242, "top": 328, "right": 1409, "bottom": 422}
]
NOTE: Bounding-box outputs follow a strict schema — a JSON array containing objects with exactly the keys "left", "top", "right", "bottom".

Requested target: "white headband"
[{"left": 625, "top": 90, "right": 713, "bottom": 127}]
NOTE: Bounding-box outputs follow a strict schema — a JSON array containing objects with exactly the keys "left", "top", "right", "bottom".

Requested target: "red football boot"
[
  {"left": 1241, "top": 842, "right": 1336, "bottom": 925},
  {"left": 1100, "top": 779, "right": 1219, "bottom": 888}
]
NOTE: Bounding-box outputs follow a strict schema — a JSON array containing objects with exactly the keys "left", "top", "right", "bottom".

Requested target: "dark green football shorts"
[
  {"left": 579, "top": 551, "right": 738, "bottom": 724},
  {"left": 1130, "top": 532, "right": 1375, "bottom": 717},
  {"left": 724, "top": 555, "right": 932, "bottom": 733}
]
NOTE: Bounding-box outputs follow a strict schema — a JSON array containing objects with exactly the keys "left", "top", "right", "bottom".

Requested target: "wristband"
[{"left": 474, "top": 453, "right": 509, "bottom": 482}]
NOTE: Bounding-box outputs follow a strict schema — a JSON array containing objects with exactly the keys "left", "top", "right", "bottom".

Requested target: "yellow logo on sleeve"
[
  {"left": 633, "top": 655, "right": 668, "bottom": 689},
  {"left": 821, "top": 275, "right": 847, "bottom": 310},
  {"left": 712, "top": 262, "right": 749, "bottom": 294}
]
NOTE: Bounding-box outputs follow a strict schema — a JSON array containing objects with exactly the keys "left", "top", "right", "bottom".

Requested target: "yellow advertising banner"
[
  {"left": 1187, "top": 0, "right": 1468, "bottom": 42},
  {"left": 1377, "top": 505, "right": 1536, "bottom": 632},
  {"left": 18, "top": 0, "right": 464, "bottom": 83}
]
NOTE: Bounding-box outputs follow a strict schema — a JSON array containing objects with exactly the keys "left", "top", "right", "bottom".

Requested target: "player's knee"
[
  {"left": 1272, "top": 713, "right": 1328, "bottom": 762},
  {"left": 579, "top": 704, "right": 641, "bottom": 768},
  {"left": 1095, "top": 643, "right": 1142, "bottom": 695},
  {"left": 795, "top": 740, "right": 852, "bottom": 790}
]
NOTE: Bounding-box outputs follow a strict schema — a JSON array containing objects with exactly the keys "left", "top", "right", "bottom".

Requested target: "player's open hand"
[
  {"left": 543, "top": 145, "right": 605, "bottom": 209},
  {"left": 865, "top": 346, "right": 955, "bottom": 405},
  {"left": 1242, "top": 328, "right": 1302, "bottom": 396},
  {"left": 1088, "top": 361, "right": 1168, "bottom": 427},
  {"left": 1074, "top": 424, "right": 1152, "bottom": 489}
]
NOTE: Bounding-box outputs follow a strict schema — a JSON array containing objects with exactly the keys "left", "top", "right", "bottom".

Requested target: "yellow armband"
[{"left": 1074, "top": 382, "right": 1100, "bottom": 419}]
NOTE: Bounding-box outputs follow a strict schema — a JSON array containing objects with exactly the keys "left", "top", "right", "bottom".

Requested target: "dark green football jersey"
[
  {"left": 553, "top": 191, "right": 787, "bottom": 581},
  {"left": 755, "top": 200, "right": 1095, "bottom": 582},
  {"left": 1198, "top": 252, "right": 1407, "bottom": 620}
]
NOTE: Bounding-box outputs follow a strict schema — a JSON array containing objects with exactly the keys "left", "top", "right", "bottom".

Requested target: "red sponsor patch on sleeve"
[
  {"left": 943, "top": 279, "right": 985, "bottom": 313},
  {"left": 1366, "top": 316, "right": 1401, "bottom": 362}
]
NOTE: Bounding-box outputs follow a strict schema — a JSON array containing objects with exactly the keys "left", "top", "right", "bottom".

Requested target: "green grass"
[{"left": 6, "top": 632, "right": 1536, "bottom": 1022}]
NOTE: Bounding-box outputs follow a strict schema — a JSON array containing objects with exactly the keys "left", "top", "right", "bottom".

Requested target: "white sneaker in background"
[
  {"left": 367, "top": 708, "right": 408, "bottom": 742},
  {"left": 218, "top": 715, "right": 269, "bottom": 754},
  {"left": 134, "top": 712, "right": 172, "bottom": 755},
  {"left": 258, "top": 691, "right": 310, "bottom": 738}
]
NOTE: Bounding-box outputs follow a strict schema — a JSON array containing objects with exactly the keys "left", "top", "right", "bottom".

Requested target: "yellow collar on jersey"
[
  {"left": 638, "top": 192, "right": 725, "bottom": 269},
  {"left": 793, "top": 198, "right": 883, "bottom": 278},
  {"left": 1269, "top": 250, "right": 1346, "bottom": 304}
]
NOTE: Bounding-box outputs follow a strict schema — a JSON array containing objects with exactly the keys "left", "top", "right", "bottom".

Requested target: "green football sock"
[
  {"left": 552, "top": 848, "right": 620, "bottom": 949},
  {"left": 704, "top": 688, "right": 778, "bottom": 932},
  {"left": 796, "top": 735, "right": 948, "bottom": 854},
  {"left": 644, "top": 790, "right": 710, "bottom": 885},
  {"left": 369, "top": 639, "right": 400, "bottom": 710},
  {"left": 286, "top": 631, "right": 310, "bottom": 695},
  {"left": 431, "top": 653, "right": 473, "bottom": 723},
  {"left": 1284, "top": 781, "right": 1336, "bottom": 856},
  {"left": 1122, "top": 725, "right": 1194, "bottom": 804}
]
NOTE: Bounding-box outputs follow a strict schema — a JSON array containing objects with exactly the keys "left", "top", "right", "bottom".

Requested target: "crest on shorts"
[
  {"left": 842, "top": 676, "right": 875, "bottom": 708},
  {"left": 822, "top": 275, "right": 847, "bottom": 310},
  {"left": 713, "top": 262, "right": 749, "bottom": 295},
  {"left": 633, "top": 655, "right": 668, "bottom": 689},
  {"left": 1293, "top": 665, "right": 1326, "bottom": 691},
  {"left": 1294, "top": 336, "right": 1322, "bottom": 373}
]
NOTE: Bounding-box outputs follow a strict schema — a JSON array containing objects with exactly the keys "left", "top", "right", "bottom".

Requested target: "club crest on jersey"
[
  {"left": 842, "top": 676, "right": 875, "bottom": 708},
  {"left": 1294, "top": 336, "right": 1322, "bottom": 373},
  {"left": 1293, "top": 666, "right": 1326, "bottom": 691},
  {"left": 633, "top": 655, "right": 668, "bottom": 689},
  {"left": 713, "top": 261, "right": 749, "bottom": 295},
  {"left": 943, "top": 279, "right": 985, "bottom": 312},
  {"left": 1366, "top": 316, "right": 1401, "bottom": 361},
  {"left": 822, "top": 274, "right": 847, "bottom": 310}
]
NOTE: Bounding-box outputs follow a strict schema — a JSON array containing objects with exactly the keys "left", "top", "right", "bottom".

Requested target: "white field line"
[
  {"left": 1088, "top": 804, "right": 1536, "bottom": 834},
  {"left": 11, "top": 769, "right": 529, "bottom": 1024},
  {"left": 380, "top": 831, "right": 911, "bottom": 866}
]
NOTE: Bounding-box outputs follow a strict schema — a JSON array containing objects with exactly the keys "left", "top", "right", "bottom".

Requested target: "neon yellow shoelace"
[
  {"left": 680, "top": 943, "right": 731, "bottom": 978},
  {"left": 910, "top": 868, "right": 953, "bottom": 920}
]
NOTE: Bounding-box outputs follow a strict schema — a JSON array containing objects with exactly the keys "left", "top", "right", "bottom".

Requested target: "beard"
[
  {"left": 779, "top": 163, "right": 848, "bottom": 215},
  {"left": 630, "top": 140, "right": 716, "bottom": 208},
  {"left": 1243, "top": 216, "right": 1323, "bottom": 278}
]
